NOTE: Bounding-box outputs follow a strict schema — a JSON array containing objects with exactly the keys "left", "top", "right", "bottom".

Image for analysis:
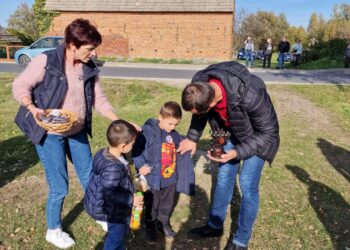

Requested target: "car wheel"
[{"left": 19, "top": 55, "right": 31, "bottom": 66}]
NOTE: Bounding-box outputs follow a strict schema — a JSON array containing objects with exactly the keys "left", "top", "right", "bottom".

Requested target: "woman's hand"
[
  {"left": 139, "top": 165, "right": 152, "bottom": 176},
  {"left": 207, "top": 149, "right": 238, "bottom": 163},
  {"left": 133, "top": 194, "right": 144, "bottom": 208},
  {"left": 28, "top": 105, "right": 45, "bottom": 118}
]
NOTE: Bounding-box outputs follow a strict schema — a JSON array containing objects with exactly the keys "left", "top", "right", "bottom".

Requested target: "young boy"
[
  {"left": 84, "top": 120, "right": 143, "bottom": 250},
  {"left": 132, "top": 101, "right": 195, "bottom": 244}
]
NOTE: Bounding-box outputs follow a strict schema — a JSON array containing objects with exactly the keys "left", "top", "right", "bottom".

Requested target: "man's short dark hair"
[
  {"left": 107, "top": 120, "right": 138, "bottom": 147},
  {"left": 160, "top": 101, "right": 182, "bottom": 119},
  {"left": 181, "top": 82, "right": 215, "bottom": 113}
]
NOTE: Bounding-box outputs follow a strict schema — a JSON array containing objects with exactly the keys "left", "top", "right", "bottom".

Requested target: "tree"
[
  {"left": 307, "top": 13, "right": 327, "bottom": 42},
  {"left": 287, "top": 26, "right": 307, "bottom": 45},
  {"left": 233, "top": 8, "right": 249, "bottom": 53},
  {"left": 33, "top": 0, "right": 59, "bottom": 36},
  {"left": 237, "top": 11, "right": 289, "bottom": 50},
  {"left": 7, "top": 3, "right": 39, "bottom": 39},
  {"left": 325, "top": 3, "right": 350, "bottom": 40}
]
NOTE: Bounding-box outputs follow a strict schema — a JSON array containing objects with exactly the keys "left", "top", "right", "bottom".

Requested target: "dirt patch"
[{"left": 269, "top": 89, "right": 350, "bottom": 145}]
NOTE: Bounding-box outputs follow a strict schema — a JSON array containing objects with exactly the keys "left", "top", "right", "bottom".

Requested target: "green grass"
[{"left": 0, "top": 73, "right": 349, "bottom": 249}]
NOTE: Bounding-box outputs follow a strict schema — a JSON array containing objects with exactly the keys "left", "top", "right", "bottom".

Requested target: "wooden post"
[{"left": 6, "top": 46, "right": 10, "bottom": 60}]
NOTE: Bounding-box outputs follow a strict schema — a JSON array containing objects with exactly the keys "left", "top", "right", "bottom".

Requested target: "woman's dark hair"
[
  {"left": 159, "top": 101, "right": 182, "bottom": 119},
  {"left": 181, "top": 82, "right": 215, "bottom": 113},
  {"left": 107, "top": 120, "right": 138, "bottom": 147},
  {"left": 64, "top": 18, "right": 102, "bottom": 48}
]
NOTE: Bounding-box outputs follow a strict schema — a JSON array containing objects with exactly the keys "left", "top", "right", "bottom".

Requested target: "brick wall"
[{"left": 48, "top": 12, "right": 234, "bottom": 61}]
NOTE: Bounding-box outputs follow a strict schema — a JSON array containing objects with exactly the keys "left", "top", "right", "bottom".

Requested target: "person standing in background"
[
  {"left": 292, "top": 39, "right": 303, "bottom": 69},
  {"left": 344, "top": 42, "right": 350, "bottom": 68},
  {"left": 244, "top": 37, "right": 254, "bottom": 68},
  {"left": 276, "top": 36, "right": 290, "bottom": 69},
  {"left": 263, "top": 38, "right": 273, "bottom": 68}
]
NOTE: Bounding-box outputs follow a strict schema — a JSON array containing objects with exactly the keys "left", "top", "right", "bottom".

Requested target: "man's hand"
[
  {"left": 177, "top": 139, "right": 197, "bottom": 155},
  {"left": 207, "top": 149, "right": 238, "bottom": 163},
  {"left": 139, "top": 165, "right": 152, "bottom": 176}
]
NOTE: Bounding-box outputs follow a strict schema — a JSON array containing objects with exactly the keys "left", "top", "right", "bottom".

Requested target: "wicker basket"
[{"left": 35, "top": 109, "right": 77, "bottom": 133}]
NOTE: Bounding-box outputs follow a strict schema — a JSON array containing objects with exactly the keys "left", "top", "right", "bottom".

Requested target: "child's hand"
[
  {"left": 133, "top": 194, "right": 144, "bottom": 208},
  {"left": 139, "top": 165, "right": 152, "bottom": 176}
]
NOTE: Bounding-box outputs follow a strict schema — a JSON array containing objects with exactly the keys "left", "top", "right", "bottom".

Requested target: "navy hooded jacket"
[{"left": 132, "top": 118, "right": 195, "bottom": 195}]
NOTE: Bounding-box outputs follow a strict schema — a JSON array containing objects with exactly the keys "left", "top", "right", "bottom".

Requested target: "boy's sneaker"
[
  {"left": 145, "top": 227, "right": 157, "bottom": 244},
  {"left": 96, "top": 220, "right": 108, "bottom": 232},
  {"left": 45, "top": 228, "right": 75, "bottom": 249},
  {"left": 157, "top": 222, "right": 176, "bottom": 238}
]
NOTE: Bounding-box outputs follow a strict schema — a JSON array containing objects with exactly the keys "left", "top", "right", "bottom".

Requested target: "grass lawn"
[{"left": 0, "top": 73, "right": 349, "bottom": 250}]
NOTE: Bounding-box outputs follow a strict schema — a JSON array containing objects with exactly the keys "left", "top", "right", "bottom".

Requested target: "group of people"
[
  {"left": 12, "top": 18, "right": 280, "bottom": 250},
  {"left": 243, "top": 35, "right": 303, "bottom": 69}
]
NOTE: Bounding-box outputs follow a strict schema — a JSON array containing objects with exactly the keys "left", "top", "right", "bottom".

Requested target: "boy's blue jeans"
[
  {"left": 104, "top": 223, "right": 127, "bottom": 250},
  {"left": 35, "top": 131, "right": 92, "bottom": 229},
  {"left": 207, "top": 141, "right": 265, "bottom": 247}
]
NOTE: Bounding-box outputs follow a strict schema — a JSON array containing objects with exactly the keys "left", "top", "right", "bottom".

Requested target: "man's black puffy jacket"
[{"left": 187, "top": 61, "right": 280, "bottom": 163}]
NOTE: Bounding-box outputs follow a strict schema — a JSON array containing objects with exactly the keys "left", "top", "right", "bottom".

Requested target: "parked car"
[
  {"left": 236, "top": 48, "right": 264, "bottom": 60},
  {"left": 276, "top": 52, "right": 293, "bottom": 62},
  {"left": 14, "top": 36, "right": 64, "bottom": 65}
]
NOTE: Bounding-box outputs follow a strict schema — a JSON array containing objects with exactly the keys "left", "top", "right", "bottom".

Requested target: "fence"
[{"left": 0, "top": 45, "right": 25, "bottom": 62}]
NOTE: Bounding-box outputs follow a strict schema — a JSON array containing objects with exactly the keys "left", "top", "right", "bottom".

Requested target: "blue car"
[
  {"left": 14, "top": 36, "right": 64, "bottom": 65},
  {"left": 236, "top": 48, "right": 264, "bottom": 60}
]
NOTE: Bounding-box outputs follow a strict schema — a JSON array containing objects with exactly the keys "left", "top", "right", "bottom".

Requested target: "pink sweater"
[{"left": 12, "top": 54, "right": 115, "bottom": 135}]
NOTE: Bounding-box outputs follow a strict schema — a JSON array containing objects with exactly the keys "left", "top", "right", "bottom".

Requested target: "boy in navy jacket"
[
  {"left": 84, "top": 120, "right": 143, "bottom": 250},
  {"left": 132, "top": 101, "right": 195, "bottom": 244}
]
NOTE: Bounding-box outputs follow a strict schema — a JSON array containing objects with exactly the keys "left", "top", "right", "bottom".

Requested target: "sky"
[{"left": 0, "top": 0, "right": 347, "bottom": 28}]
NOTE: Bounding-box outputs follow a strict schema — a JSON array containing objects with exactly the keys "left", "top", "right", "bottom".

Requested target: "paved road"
[{"left": 1, "top": 62, "right": 349, "bottom": 84}]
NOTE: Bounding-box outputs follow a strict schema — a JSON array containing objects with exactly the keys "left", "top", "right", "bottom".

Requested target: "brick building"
[{"left": 45, "top": 0, "right": 234, "bottom": 61}]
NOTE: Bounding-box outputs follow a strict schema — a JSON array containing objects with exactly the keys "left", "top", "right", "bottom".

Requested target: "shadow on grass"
[
  {"left": 286, "top": 165, "right": 350, "bottom": 250},
  {"left": 171, "top": 184, "right": 221, "bottom": 249},
  {"left": 317, "top": 138, "right": 350, "bottom": 183},
  {"left": 0, "top": 135, "right": 39, "bottom": 188},
  {"left": 62, "top": 199, "right": 85, "bottom": 238}
]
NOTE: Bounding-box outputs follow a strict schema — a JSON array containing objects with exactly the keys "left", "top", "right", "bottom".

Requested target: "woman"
[{"left": 13, "top": 19, "right": 127, "bottom": 249}]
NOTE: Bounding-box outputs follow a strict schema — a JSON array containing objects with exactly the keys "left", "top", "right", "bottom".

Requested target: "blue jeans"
[
  {"left": 245, "top": 50, "right": 254, "bottom": 67},
  {"left": 104, "top": 223, "right": 127, "bottom": 250},
  {"left": 278, "top": 52, "right": 286, "bottom": 68},
  {"left": 208, "top": 141, "right": 265, "bottom": 247},
  {"left": 35, "top": 130, "right": 92, "bottom": 229}
]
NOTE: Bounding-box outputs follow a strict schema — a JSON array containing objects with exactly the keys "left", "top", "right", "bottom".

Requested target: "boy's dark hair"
[
  {"left": 64, "top": 18, "right": 102, "bottom": 49},
  {"left": 181, "top": 82, "right": 215, "bottom": 113},
  {"left": 107, "top": 120, "right": 138, "bottom": 147},
  {"left": 160, "top": 101, "right": 182, "bottom": 119}
]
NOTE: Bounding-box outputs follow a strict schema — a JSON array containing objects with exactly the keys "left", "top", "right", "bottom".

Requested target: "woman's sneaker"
[{"left": 45, "top": 228, "right": 75, "bottom": 249}]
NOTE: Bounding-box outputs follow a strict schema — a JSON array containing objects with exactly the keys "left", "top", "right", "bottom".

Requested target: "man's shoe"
[
  {"left": 188, "top": 224, "right": 223, "bottom": 238},
  {"left": 45, "top": 228, "right": 75, "bottom": 249},
  {"left": 157, "top": 222, "right": 176, "bottom": 238},
  {"left": 227, "top": 242, "right": 248, "bottom": 250}
]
